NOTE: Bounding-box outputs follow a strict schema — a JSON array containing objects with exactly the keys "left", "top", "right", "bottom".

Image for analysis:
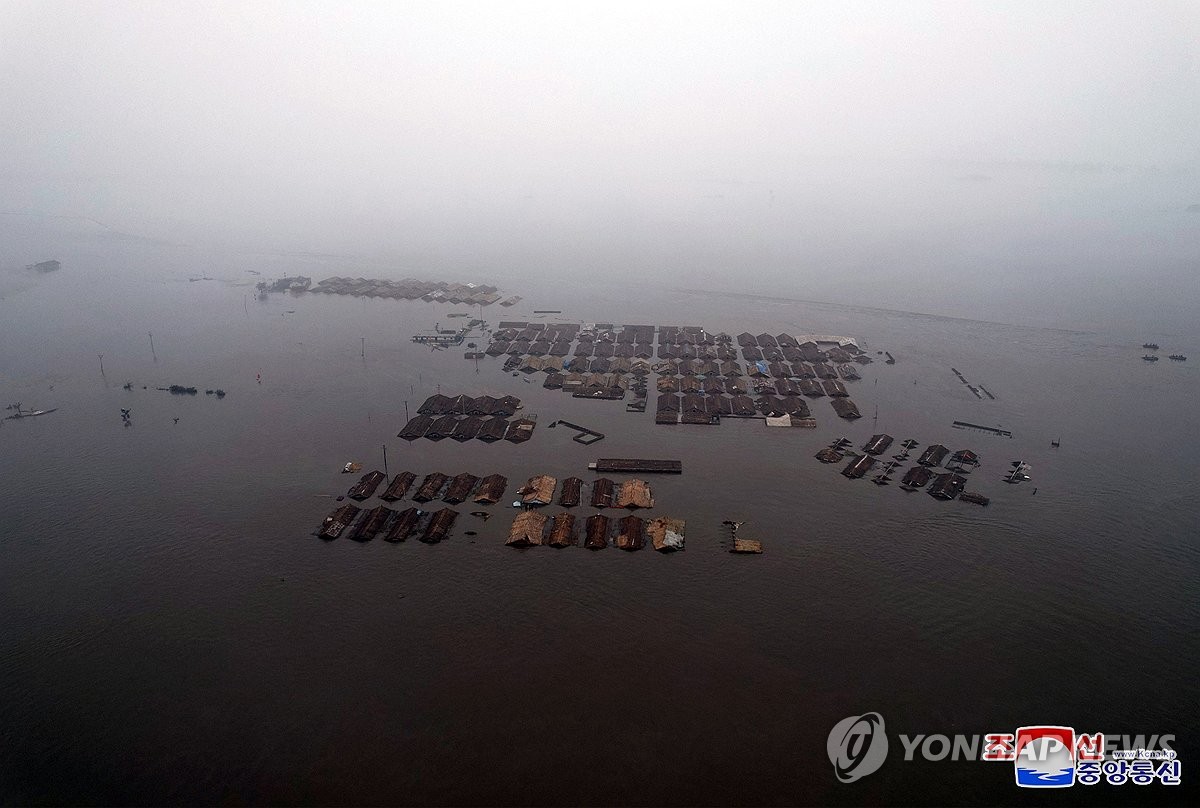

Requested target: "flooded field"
[{"left": 1, "top": 233, "right": 1197, "bottom": 805}]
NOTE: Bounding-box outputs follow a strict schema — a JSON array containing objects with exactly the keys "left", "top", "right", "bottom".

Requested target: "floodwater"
[{"left": 1, "top": 225, "right": 1197, "bottom": 806}]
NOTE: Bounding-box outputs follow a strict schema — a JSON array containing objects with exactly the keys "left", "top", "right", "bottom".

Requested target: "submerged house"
[
  {"left": 504, "top": 418, "right": 537, "bottom": 443},
  {"left": 473, "top": 474, "right": 508, "bottom": 504},
  {"left": 548, "top": 513, "right": 577, "bottom": 548},
  {"left": 418, "top": 394, "right": 454, "bottom": 415},
  {"left": 384, "top": 507, "right": 422, "bottom": 542},
  {"left": 585, "top": 515, "right": 609, "bottom": 549},
  {"left": 450, "top": 416, "right": 483, "bottom": 441},
  {"left": 558, "top": 476, "right": 583, "bottom": 507},
  {"left": 506, "top": 510, "right": 548, "bottom": 547},
  {"left": 647, "top": 517, "right": 685, "bottom": 552},
  {"left": 413, "top": 472, "right": 449, "bottom": 502},
  {"left": 519, "top": 475, "right": 556, "bottom": 506},
  {"left": 928, "top": 473, "right": 967, "bottom": 500},
  {"left": 380, "top": 471, "right": 417, "bottom": 501},
  {"left": 425, "top": 414, "right": 459, "bottom": 441},
  {"left": 831, "top": 398, "right": 862, "bottom": 419},
  {"left": 863, "top": 434, "right": 894, "bottom": 455},
  {"left": 476, "top": 417, "right": 510, "bottom": 442},
  {"left": 590, "top": 477, "right": 615, "bottom": 508},
  {"left": 615, "top": 479, "right": 654, "bottom": 509},
  {"left": 442, "top": 473, "right": 479, "bottom": 504},
  {"left": 615, "top": 515, "right": 646, "bottom": 551},
  {"left": 900, "top": 466, "right": 933, "bottom": 489},
  {"left": 842, "top": 455, "right": 876, "bottom": 478},
  {"left": 420, "top": 508, "right": 457, "bottom": 543},
  {"left": 918, "top": 444, "right": 950, "bottom": 467}
]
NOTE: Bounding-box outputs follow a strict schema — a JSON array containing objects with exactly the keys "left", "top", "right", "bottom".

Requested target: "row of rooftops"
[
  {"left": 311, "top": 277, "right": 501, "bottom": 304},
  {"left": 489, "top": 334, "right": 870, "bottom": 366},
  {"left": 491, "top": 323, "right": 861, "bottom": 350},
  {"left": 488, "top": 340, "right": 870, "bottom": 366},
  {"left": 655, "top": 392, "right": 814, "bottom": 418},
  {"left": 398, "top": 414, "right": 536, "bottom": 443},
  {"left": 858, "top": 437, "right": 982, "bottom": 469},
  {"left": 652, "top": 376, "right": 845, "bottom": 397},
  {"left": 522, "top": 355, "right": 850, "bottom": 379},
  {"left": 417, "top": 393, "right": 521, "bottom": 417}
]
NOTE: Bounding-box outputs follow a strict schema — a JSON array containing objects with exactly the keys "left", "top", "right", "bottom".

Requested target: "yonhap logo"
[{"left": 828, "top": 712, "right": 889, "bottom": 782}]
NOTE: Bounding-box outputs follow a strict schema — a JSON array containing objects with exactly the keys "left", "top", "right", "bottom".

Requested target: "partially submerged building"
[
  {"left": 384, "top": 507, "right": 422, "bottom": 542},
  {"left": 380, "top": 471, "right": 417, "bottom": 501},
  {"left": 590, "top": 477, "right": 615, "bottom": 508},
  {"left": 647, "top": 517, "right": 685, "bottom": 552},
  {"left": 473, "top": 474, "right": 508, "bottom": 504},
  {"left": 928, "top": 473, "right": 967, "bottom": 500},
  {"left": 413, "top": 472, "right": 449, "bottom": 502},
  {"left": 347, "top": 470, "right": 386, "bottom": 500},
  {"left": 918, "top": 444, "right": 950, "bottom": 467},
  {"left": 585, "top": 515, "right": 609, "bottom": 549},
  {"left": 442, "top": 473, "right": 479, "bottom": 504},
  {"left": 842, "top": 455, "right": 876, "bottom": 478},
  {"left": 506, "top": 510, "right": 548, "bottom": 547},
  {"left": 616, "top": 479, "right": 654, "bottom": 509},
  {"left": 420, "top": 508, "right": 457, "bottom": 543},
  {"left": 519, "top": 475, "right": 556, "bottom": 506},
  {"left": 476, "top": 417, "right": 509, "bottom": 442},
  {"left": 863, "top": 434, "right": 894, "bottom": 456},
  {"left": 615, "top": 515, "right": 645, "bottom": 551},
  {"left": 548, "top": 513, "right": 577, "bottom": 548},
  {"left": 901, "top": 466, "right": 933, "bottom": 489},
  {"left": 558, "top": 476, "right": 583, "bottom": 507}
]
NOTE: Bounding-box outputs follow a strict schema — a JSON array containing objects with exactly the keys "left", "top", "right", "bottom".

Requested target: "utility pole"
[
  {"left": 382, "top": 443, "right": 389, "bottom": 481},
  {"left": 404, "top": 400, "right": 409, "bottom": 420},
  {"left": 98, "top": 354, "right": 105, "bottom": 374},
  {"left": 361, "top": 337, "right": 365, "bottom": 358}
]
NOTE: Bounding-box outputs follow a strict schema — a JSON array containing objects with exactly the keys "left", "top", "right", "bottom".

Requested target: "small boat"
[
  {"left": 1050, "top": 438, "right": 1060, "bottom": 448},
  {"left": 1169, "top": 354, "right": 1187, "bottom": 361},
  {"left": 5, "top": 406, "right": 58, "bottom": 420},
  {"left": 1142, "top": 355, "right": 1159, "bottom": 361},
  {"left": 1005, "top": 461, "right": 1031, "bottom": 484},
  {"left": 1142, "top": 343, "right": 1159, "bottom": 350}
]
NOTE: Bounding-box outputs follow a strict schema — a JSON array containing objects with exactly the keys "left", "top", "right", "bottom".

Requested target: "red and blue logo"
[
  {"left": 1014, "top": 726, "right": 1078, "bottom": 787},
  {"left": 983, "top": 726, "right": 1106, "bottom": 788}
]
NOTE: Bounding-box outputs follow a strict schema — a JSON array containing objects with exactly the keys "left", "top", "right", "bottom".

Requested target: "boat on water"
[
  {"left": 1005, "top": 461, "right": 1032, "bottom": 484},
  {"left": 1142, "top": 355, "right": 1159, "bottom": 361},
  {"left": 5, "top": 407, "right": 57, "bottom": 420},
  {"left": 1142, "top": 343, "right": 1159, "bottom": 350},
  {"left": 1169, "top": 354, "right": 1187, "bottom": 361}
]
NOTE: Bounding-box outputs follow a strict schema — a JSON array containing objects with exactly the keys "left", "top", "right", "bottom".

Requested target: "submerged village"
[{"left": 272, "top": 275, "right": 1034, "bottom": 554}]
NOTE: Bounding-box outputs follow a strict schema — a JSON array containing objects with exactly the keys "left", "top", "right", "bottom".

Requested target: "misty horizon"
[{"left": 3, "top": 2, "right": 1199, "bottom": 327}]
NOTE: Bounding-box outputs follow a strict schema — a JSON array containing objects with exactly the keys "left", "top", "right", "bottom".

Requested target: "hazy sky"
[{"left": 1, "top": 0, "right": 1198, "bottom": 319}]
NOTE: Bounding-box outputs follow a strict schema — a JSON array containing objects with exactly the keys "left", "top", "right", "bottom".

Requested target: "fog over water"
[
  {"left": 3, "top": 1, "right": 1199, "bottom": 330},
  {"left": 2, "top": 3, "right": 1199, "bottom": 806}
]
